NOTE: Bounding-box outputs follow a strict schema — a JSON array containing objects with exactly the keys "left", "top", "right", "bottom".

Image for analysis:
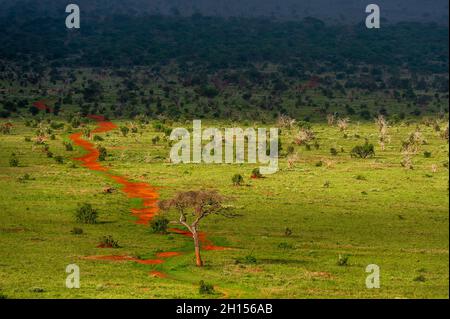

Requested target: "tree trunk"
[{"left": 192, "top": 230, "right": 203, "bottom": 267}]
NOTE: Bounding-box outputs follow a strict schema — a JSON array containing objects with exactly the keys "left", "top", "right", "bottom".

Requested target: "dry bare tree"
[
  {"left": 400, "top": 128, "right": 426, "bottom": 170},
  {"left": 375, "top": 115, "right": 390, "bottom": 151},
  {"left": 277, "top": 114, "right": 296, "bottom": 129},
  {"left": 337, "top": 118, "right": 349, "bottom": 132},
  {"left": 158, "top": 190, "right": 227, "bottom": 267},
  {"left": 287, "top": 153, "right": 299, "bottom": 169},
  {"left": 327, "top": 114, "right": 335, "bottom": 126},
  {"left": 294, "top": 128, "right": 315, "bottom": 145},
  {"left": 402, "top": 129, "right": 425, "bottom": 154},
  {"left": 441, "top": 122, "right": 449, "bottom": 142}
]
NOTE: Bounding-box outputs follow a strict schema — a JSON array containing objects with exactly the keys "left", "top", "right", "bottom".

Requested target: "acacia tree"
[{"left": 158, "top": 190, "right": 226, "bottom": 267}]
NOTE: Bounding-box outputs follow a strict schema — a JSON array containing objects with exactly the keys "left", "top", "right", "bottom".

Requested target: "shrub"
[
  {"left": 9, "top": 153, "right": 19, "bottom": 167},
  {"left": 64, "top": 142, "right": 74, "bottom": 151},
  {"left": 120, "top": 126, "right": 129, "bottom": 137},
  {"left": 313, "top": 141, "right": 320, "bottom": 150},
  {"left": 97, "top": 146, "right": 107, "bottom": 161},
  {"left": 151, "top": 136, "right": 160, "bottom": 144},
  {"left": 251, "top": 168, "right": 263, "bottom": 179},
  {"left": 75, "top": 203, "right": 98, "bottom": 224},
  {"left": 286, "top": 145, "right": 295, "bottom": 155},
  {"left": 199, "top": 280, "right": 215, "bottom": 295},
  {"left": 350, "top": 142, "right": 375, "bottom": 158},
  {"left": 423, "top": 151, "right": 432, "bottom": 158},
  {"left": 30, "top": 287, "right": 44, "bottom": 293},
  {"left": 71, "top": 117, "right": 81, "bottom": 128},
  {"left": 413, "top": 275, "right": 426, "bottom": 282},
  {"left": 70, "top": 227, "right": 83, "bottom": 235},
  {"left": 337, "top": 254, "right": 349, "bottom": 266},
  {"left": 355, "top": 175, "right": 367, "bottom": 181},
  {"left": 235, "top": 254, "right": 257, "bottom": 264},
  {"left": 149, "top": 215, "right": 170, "bottom": 234},
  {"left": 18, "top": 173, "right": 34, "bottom": 183},
  {"left": 284, "top": 227, "right": 293, "bottom": 237},
  {"left": 243, "top": 254, "right": 257, "bottom": 264},
  {"left": 54, "top": 155, "right": 64, "bottom": 164},
  {"left": 93, "top": 135, "right": 104, "bottom": 141},
  {"left": 98, "top": 235, "right": 120, "bottom": 248},
  {"left": 24, "top": 137, "right": 32, "bottom": 142},
  {"left": 278, "top": 242, "right": 294, "bottom": 249},
  {"left": 0, "top": 293, "right": 7, "bottom": 299},
  {"left": 232, "top": 174, "right": 244, "bottom": 186},
  {"left": 330, "top": 148, "right": 338, "bottom": 156},
  {"left": 315, "top": 161, "right": 323, "bottom": 167}
]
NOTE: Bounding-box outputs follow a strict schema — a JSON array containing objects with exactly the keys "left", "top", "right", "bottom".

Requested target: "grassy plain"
[{"left": 0, "top": 116, "right": 448, "bottom": 298}]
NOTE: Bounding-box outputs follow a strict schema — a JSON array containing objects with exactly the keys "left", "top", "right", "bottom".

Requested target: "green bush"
[
  {"left": 97, "top": 146, "right": 107, "bottom": 161},
  {"left": 149, "top": 215, "right": 170, "bottom": 234},
  {"left": 75, "top": 203, "right": 98, "bottom": 224},
  {"left": 350, "top": 142, "right": 375, "bottom": 159},
  {"left": 337, "top": 254, "right": 349, "bottom": 266},
  {"left": 423, "top": 151, "right": 432, "bottom": 158},
  {"left": 9, "top": 153, "right": 19, "bottom": 167},
  {"left": 286, "top": 145, "right": 295, "bottom": 155},
  {"left": 232, "top": 174, "right": 244, "bottom": 186},
  {"left": 235, "top": 254, "right": 257, "bottom": 264},
  {"left": 54, "top": 155, "right": 64, "bottom": 164},
  {"left": 93, "top": 135, "right": 104, "bottom": 141},
  {"left": 330, "top": 148, "right": 338, "bottom": 156},
  {"left": 199, "top": 280, "right": 215, "bottom": 295},
  {"left": 70, "top": 227, "right": 83, "bottom": 235},
  {"left": 98, "top": 235, "right": 120, "bottom": 248},
  {"left": 64, "top": 142, "right": 74, "bottom": 151},
  {"left": 278, "top": 242, "right": 294, "bottom": 249},
  {"left": 284, "top": 227, "right": 293, "bottom": 236},
  {"left": 413, "top": 275, "right": 426, "bottom": 282},
  {"left": 151, "top": 136, "right": 160, "bottom": 145},
  {"left": 120, "top": 126, "right": 129, "bottom": 137},
  {"left": 251, "top": 168, "right": 262, "bottom": 179}
]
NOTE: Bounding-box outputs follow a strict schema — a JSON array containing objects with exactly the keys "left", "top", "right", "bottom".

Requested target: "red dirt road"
[{"left": 69, "top": 114, "right": 226, "bottom": 279}]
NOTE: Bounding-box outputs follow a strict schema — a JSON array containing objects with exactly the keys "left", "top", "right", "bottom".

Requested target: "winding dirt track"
[{"left": 66, "top": 111, "right": 226, "bottom": 278}]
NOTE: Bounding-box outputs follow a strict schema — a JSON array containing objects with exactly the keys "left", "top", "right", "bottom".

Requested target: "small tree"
[
  {"left": 375, "top": 115, "right": 390, "bottom": 151},
  {"left": 337, "top": 118, "right": 349, "bottom": 132},
  {"left": 158, "top": 190, "right": 226, "bottom": 267}
]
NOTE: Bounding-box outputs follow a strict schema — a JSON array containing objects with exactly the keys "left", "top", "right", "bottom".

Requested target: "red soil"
[
  {"left": 168, "top": 228, "right": 227, "bottom": 251},
  {"left": 33, "top": 101, "right": 53, "bottom": 113},
  {"left": 150, "top": 271, "right": 167, "bottom": 278},
  {"left": 156, "top": 251, "right": 182, "bottom": 258}
]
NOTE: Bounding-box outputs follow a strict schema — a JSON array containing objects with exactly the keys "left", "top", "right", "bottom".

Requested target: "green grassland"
[{"left": 0, "top": 115, "right": 448, "bottom": 299}]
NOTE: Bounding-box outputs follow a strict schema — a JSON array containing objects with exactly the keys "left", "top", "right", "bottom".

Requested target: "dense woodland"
[{"left": 0, "top": 14, "right": 448, "bottom": 121}]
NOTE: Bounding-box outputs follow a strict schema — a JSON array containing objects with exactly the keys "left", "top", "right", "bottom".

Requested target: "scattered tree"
[{"left": 159, "top": 190, "right": 227, "bottom": 267}]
